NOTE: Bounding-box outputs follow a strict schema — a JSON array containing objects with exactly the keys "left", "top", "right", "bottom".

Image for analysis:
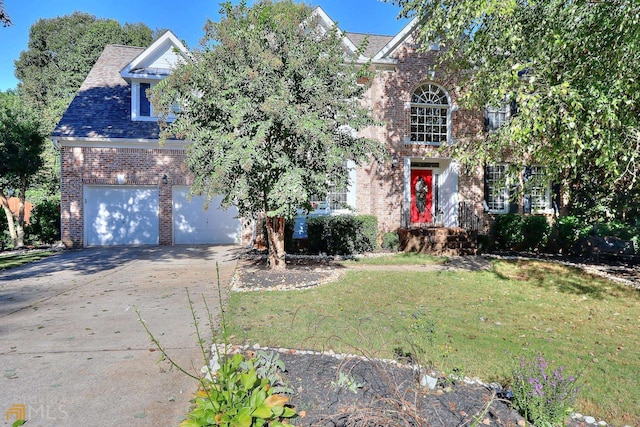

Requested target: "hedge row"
[
  {"left": 264, "top": 214, "right": 379, "bottom": 255},
  {"left": 493, "top": 213, "right": 640, "bottom": 254}
]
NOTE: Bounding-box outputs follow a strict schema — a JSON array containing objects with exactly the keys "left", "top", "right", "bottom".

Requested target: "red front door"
[{"left": 410, "top": 169, "right": 433, "bottom": 224}]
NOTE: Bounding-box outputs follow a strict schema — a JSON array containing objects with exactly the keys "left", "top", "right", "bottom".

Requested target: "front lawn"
[
  {"left": 0, "top": 250, "right": 54, "bottom": 271},
  {"left": 226, "top": 259, "right": 640, "bottom": 426}
]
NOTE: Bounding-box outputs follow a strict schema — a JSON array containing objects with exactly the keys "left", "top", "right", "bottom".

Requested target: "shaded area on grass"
[{"left": 0, "top": 250, "right": 54, "bottom": 271}]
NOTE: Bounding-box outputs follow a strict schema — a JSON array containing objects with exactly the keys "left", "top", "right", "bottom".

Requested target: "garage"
[
  {"left": 84, "top": 186, "right": 159, "bottom": 246},
  {"left": 172, "top": 187, "right": 241, "bottom": 245}
]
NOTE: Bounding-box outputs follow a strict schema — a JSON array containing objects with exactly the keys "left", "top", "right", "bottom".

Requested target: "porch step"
[{"left": 397, "top": 227, "right": 479, "bottom": 256}]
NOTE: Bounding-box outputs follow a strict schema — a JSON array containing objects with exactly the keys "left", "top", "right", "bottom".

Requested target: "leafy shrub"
[
  {"left": 511, "top": 355, "right": 581, "bottom": 427},
  {"left": 25, "top": 199, "right": 61, "bottom": 244},
  {"left": 327, "top": 214, "right": 378, "bottom": 255},
  {"left": 306, "top": 216, "right": 325, "bottom": 254},
  {"left": 493, "top": 213, "right": 524, "bottom": 250},
  {"left": 554, "top": 216, "right": 582, "bottom": 254},
  {"left": 306, "top": 214, "right": 378, "bottom": 255},
  {"left": 182, "top": 352, "right": 296, "bottom": 427},
  {"left": 357, "top": 215, "right": 378, "bottom": 253},
  {"left": 381, "top": 231, "right": 399, "bottom": 251},
  {"left": 597, "top": 220, "right": 634, "bottom": 239},
  {"left": 521, "top": 216, "right": 550, "bottom": 252}
]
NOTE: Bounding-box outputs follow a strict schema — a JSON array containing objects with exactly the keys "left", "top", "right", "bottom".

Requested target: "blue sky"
[{"left": 0, "top": 0, "right": 411, "bottom": 91}]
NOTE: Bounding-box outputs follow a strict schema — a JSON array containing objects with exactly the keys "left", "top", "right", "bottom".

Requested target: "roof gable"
[
  {"left": 310, "top": 6, "right": 369, "bottom": 63},
  {"left": 52, "top": 44, "right": 161, "bottom": 140},
  {"left": 313, "top": 6, "right": 421, "bottom": 65},
  {"left": 372, "top": 18, "right": 421, "bottom": 62},
  {"left": 120, "top": 30, "right": 188, "bottom": 80}
]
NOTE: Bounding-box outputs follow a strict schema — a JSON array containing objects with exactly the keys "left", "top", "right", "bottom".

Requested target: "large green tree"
[
  {"left": 0, "top": 92, "right": 46, "bottom": 247},
  {"left": 153, "top": 0, "right": 383, "bottom": 269},
  {"left": 394, "top": 0, "right": 640, "bottom": 203}
]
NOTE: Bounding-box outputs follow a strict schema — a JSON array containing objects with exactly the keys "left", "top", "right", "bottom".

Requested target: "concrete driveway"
[{"left": 0, "top": 245, "right": 238, "bottom": 427}]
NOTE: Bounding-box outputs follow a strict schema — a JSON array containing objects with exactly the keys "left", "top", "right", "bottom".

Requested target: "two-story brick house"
[{"left": 53, "top": 7, "right": 554, "bottom": 249}]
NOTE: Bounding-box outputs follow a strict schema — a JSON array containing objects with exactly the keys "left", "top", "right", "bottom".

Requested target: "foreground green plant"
[
  {"left": 182, "top": 352, "right": 296, "bottom": 427},
  {"left": 511, "top": 355, "right": 581, "bottom": 427},
  {"left": 331, "top": 371, "right": 364, "bottom": 394}
]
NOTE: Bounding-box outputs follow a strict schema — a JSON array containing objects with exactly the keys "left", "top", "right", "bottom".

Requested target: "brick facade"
[
  {"left": 55, "top": 19, "right": 492, "bottom": 248},
  {"left": 355, "top": 40, "right": 485, "bottom": 233},
  {"left": 60, "top": 144, "right": 190, "bottom": 247}
]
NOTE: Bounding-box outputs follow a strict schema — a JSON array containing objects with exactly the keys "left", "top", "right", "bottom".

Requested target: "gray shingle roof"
[
  {"left": 52, "top": 44, "right": 160, "bottom": 140},
  {"left": 52, "top": 29, "right": 401, "bottom": 141},
  {"left": 345, "top": 32, "right": 394, "bottom": 58}
]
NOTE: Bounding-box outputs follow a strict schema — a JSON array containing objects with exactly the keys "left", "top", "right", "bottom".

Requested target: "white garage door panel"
[
  {"left": 173, "top": 188, "right": 241, "bottom": 244},
  {"left": 85, "top": 186, "right": 159, "bottom": 246}
]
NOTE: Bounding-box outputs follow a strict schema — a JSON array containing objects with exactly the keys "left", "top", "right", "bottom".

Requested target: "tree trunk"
[
  {"left": 15, "top": 175, "right": 27, "bottom": 247},
  {"left": 265, "top": 216, "right": 286, "bottom": 270},
  {"left": 0, "top": 191, "right": 18, "bottom": 247}
]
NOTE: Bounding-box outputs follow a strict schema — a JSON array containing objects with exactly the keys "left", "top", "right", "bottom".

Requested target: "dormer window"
[
  {"left": 139, "top": 82, "right": 151, "bottom": 117},
  {"left": 121, "top": 31, "right": 188, "bottom": 123},
  {"left": 132, "top": 81, "right": 158, "bottom": 121}
]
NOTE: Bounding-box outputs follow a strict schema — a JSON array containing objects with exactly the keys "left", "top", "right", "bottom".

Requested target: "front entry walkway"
[{"left": 0, "top": 246, "right": 238, "bottom": 426}]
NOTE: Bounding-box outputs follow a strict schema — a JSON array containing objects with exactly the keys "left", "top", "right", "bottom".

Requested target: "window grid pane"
[
  {"left": 529, "top": 166, "right": 549, "bottom": 211},
  {"left": 328, "top": 186, "right": 348, "bottom": 210},
  {"left": 485, "top": 105, "right": 510, "bottom": 131},
  {"left": 410, "top": 84, "right": 449, "bottom": 144},
  {"left": 487, "top": 165, "right": 508, "bottom": 211}
]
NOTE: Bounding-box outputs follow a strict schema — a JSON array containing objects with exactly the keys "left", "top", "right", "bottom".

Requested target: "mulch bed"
[
  {"left": 277, "top": 350, "right": 525, "bottom": 427},
  {"left": 231, "top": 255, "right": 346, "bottom": 292}
]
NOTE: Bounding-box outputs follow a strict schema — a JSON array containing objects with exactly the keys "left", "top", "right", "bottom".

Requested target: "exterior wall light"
[
  {"left": 391, "top": 153, "right": 399, "bottom": 170},
  {"left": 162, "top": 174, "right": 168, "bottom": 185}
]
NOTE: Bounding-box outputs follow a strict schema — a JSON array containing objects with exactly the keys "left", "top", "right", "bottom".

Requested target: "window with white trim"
[
  {"left": 485, "top": 105, "right": 510, "bottom": 131},
  {"left": 131, "top": 81, "right": 178, "bottom": 122},
  {"left": 485, "top": 164, "right": 509, "bottom": 213},
  {"left": 132, "top": 81, "right": 158, "bottom": 121},
  {"left": 526, "top": 166, "right": 551, "bottom": 212},
  {"left": 410, "top": 83, "right": 450, "bottom": 145},
  {"left": 310, "top": 161, "right": 355, "bottom": 212}
]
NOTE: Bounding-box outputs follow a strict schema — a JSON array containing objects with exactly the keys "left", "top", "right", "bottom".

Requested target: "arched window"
[{"left": 410, "top": 83, "right": 450, "bottom": 144}]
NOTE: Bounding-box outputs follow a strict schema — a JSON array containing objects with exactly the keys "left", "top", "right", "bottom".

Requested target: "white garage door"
[
  {"left": 84, "top": 186, "right": 159, "bottom": 246},
  {"left": 172, "top": 187, "right": 241, "bottom": 245}
]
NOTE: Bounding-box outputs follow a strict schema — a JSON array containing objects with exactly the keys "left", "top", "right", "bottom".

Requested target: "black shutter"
[
  {"left": 509, "top": 185, "right": 520, "bottom": 213},
  {"left": 483, "top": 165, "right": 490, "bottom": 210},
  {"left": 510, "top": 98, "right": 518, "bottom": 117},
  {"left": 140, "top": 83, "right": 151, "bottom": 117},
  {"left": 552, "top": 183, "right": 562, "bottom": 214},
  {"left": 523, "top": 167, "right": 532, "bottom": 214}
]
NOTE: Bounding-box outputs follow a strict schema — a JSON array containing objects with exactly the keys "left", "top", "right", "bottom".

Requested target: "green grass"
[
  {"left": 340, "top": 252, "right": 448, "bottom": 266},
  {"left": 226, "top": 260, "right": 640, "bottom": 426},
  {"left": 0, "top": 251, "right": 54, "bottom": 270}
]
